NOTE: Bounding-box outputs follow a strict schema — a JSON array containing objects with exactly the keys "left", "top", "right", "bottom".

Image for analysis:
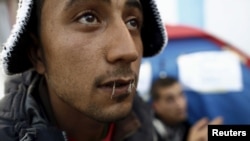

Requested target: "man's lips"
[
  {"left": 97, "top": 78, "right": 135, "bottom": 98},
  {"left": 98, "top": 79, "right": 132, "bottom": 88}
]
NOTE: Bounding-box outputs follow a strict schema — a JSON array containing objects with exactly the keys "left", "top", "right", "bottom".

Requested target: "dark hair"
[
  {"left": 150, "top": 76, "right": 178, "bottom": 101},
  {"left": 29, "top": 0, "right": 43, "bottom": 36}
]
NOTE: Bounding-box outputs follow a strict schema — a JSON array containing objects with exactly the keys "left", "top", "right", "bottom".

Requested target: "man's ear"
[
  {"left": 152, "top": 101, "right": 158, "bottom": 111},
  {"left": 28, "top": 33, "right": 46, "bottom": 74},
  {"left": 153, "top": 100, "right": 163, "bottom": 113}
]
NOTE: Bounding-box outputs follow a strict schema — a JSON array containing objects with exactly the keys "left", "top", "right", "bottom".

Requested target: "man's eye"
[
  {"left": 165, "top": 97, "right": 174, "bottom": 103},
  {"left": 78, "top": 12, "right": 99, "bottom": 25},
  {"left": 126, "top": 18, "right": 140, "bottom": 30}
]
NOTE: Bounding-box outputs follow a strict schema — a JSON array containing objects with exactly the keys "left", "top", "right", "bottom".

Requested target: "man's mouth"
[{"left": 97, "top": 79, "right": 135, "bottom": 99}]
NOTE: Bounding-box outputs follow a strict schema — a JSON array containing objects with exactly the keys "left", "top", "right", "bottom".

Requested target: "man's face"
[
  {"left": 35, "top": 0, "right": 143, "bottom": 122},
  {"left": 154, "top": 82, "right": 187, "bottom": 125}
]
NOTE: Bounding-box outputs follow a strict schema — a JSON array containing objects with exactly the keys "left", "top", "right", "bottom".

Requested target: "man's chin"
[{"left": 96, "top": 108, "right": 132, "bottom": 123}]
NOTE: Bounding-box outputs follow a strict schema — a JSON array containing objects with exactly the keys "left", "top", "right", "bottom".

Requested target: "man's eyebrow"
[
  {"left": 125, "top": 0, "right": 142, "bottom": 11},
  {"left": 64, "top": 0, "right": 111, "bottom": 10}
]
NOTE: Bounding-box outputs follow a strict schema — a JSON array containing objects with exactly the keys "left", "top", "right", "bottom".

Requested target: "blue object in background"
[{"left": 142, "top": 25, "right": 250, "bottom": 124}]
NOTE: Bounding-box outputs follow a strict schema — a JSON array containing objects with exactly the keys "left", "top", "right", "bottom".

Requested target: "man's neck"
[
  {"left": 38, "top": 77, "right": 109, "bottom": 141},
  {"left": 49, "top": 91, "right": 109, "bottom": 141},
  {"left": 156, "top": 115, "right": 185, "bottom": 128}
]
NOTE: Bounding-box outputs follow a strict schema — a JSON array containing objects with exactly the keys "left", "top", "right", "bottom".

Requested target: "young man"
[
  {"left": 151, "top": 76, "right": 223, "bottom": 141},
  {"left": 0, "top": 0, "right": 167, "bottom": 141}
]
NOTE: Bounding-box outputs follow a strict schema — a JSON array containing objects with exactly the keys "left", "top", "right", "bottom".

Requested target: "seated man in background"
[{"left": 151, "top": 76, "right": 223, "bottom": 141}]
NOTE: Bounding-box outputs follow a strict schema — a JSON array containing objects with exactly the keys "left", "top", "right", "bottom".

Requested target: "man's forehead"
[
  {"left": 64, "top": 0, "right": 142, "bottom": 9},
  {"left": 65, "top": 0, "right": 140, "bottom": 3},
  {"left": 65, "top": 0, "right": 110, "bottom": 6}
]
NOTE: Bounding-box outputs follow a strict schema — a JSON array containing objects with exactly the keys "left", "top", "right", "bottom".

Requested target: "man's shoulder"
[
  {"left": 0, "top": 70, "right": 57, "bottom": 141},
  {"left": 0, "top": 70, "right": 41, "bottom": 121},
  {"left": 0, "top": 87, "right": 25, "bottom": 121},
  {"left": 4, "top": 70, "right": 40, "bottom": 94},
  {"left": 0, "top": 83, "right": 28, "bottom": 141}
]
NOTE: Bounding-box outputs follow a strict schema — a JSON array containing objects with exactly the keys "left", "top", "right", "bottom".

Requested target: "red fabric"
[
  {"left": 67, "top": 123, "right": 115, "bottom": 141},
  {"left": 102, "top": 123, "right": 115, "bottom": 141},
  {"left": 68, "top": 137, "right": 76, "bottom": 141}
]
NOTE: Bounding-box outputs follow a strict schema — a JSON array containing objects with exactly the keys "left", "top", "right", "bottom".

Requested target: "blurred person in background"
[{"left": 151, "top": 76, "right": 223, "bottom": 141}]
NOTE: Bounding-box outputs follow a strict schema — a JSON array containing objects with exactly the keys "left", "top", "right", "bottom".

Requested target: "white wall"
[
  {"left": 204, "top": 0, "right": 250, "bottom": 56},
  {"left": 155, "top": 0, "right": 179, "bottom": 24},
  {"left": 0, "top": 1, "right": 10, "bottom": 46},
  {"left": 0, "top": 1, "right": 10, "bottom": 99}
]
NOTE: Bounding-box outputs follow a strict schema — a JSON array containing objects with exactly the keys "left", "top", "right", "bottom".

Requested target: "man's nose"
[
  {"left": 106, "top": 21, "right": 140, "bottom": 64},
  {"left": 175, "top": 97, "right": 186, "bottom": 109}
]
